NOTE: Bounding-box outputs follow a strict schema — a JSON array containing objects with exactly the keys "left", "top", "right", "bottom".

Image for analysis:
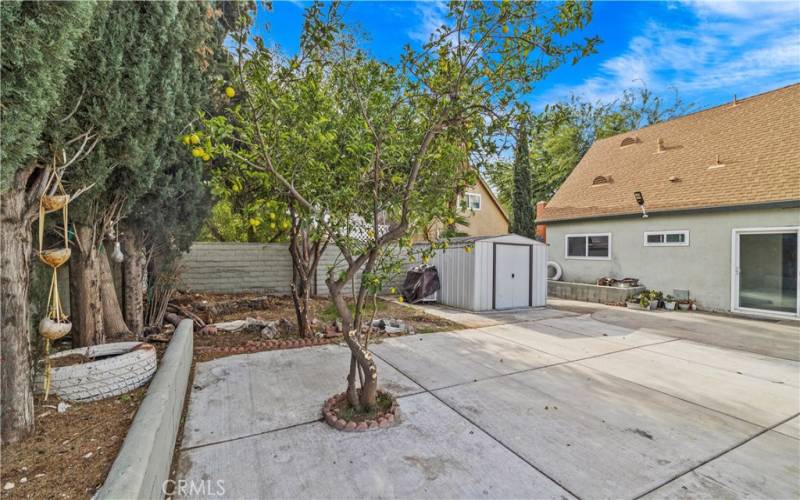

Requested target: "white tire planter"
[
  {"left": 36, "top": 342, "right": 157, "bottom": 402},
  {"left": 547, "top": 261, "right": 563, "bottom": 281}
]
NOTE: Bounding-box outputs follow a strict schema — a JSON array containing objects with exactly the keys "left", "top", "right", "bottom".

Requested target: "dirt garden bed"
[
  {"left": 172, "top": 293, "right": 464, "bottom": 362},
  {"left": 0, "top": 389, "right": 146, "bottom": 499},
  {"left": 1, "top": 340, "right": 167, "bottom": 499}
]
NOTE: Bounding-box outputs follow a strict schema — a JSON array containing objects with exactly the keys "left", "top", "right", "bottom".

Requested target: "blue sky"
[{"left": 255, "top": 1, "right": 799, "bottom": 112}]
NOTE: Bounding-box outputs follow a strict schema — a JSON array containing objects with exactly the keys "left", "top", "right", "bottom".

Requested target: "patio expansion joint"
[
  {"left": 524, "top": 317, "right": 678, "bottom": 348},
  {"left": 180, "top": 418, "right": 322, "bottom": 453},
  {"left": 411, "top": 336, "right": 681, "bottom": 395},
  {"left": 632, "top": 411, "right": 800, "bottom": 499},
  {"left": 637, "top": 343, "right": 800, "bottom": 388},
  {"left": 572, "top": 358, "right": 790, "bottom": 430},
  {"left": 371, "top": 350, "right": 585, "bottom": 500}
]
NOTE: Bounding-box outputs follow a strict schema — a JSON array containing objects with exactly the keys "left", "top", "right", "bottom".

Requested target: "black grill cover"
[{"left": 400, "top": 265, "right": 441, "bottom": 303}]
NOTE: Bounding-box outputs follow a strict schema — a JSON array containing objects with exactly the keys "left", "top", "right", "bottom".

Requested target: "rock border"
[
  {"left": 322, "top": 390, "right": 400, "bottom": 432},
  {"left": 194, "top": 336, "right": 338, "bottom": 356},
  {"left": 194, "top": 329, "right": 409, "bottom": 357},
  {"left": 94, "top": 319, "right": 193, "bottom": 500}
]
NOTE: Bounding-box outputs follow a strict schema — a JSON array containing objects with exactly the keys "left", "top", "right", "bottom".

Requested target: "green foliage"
[
  {"left": 0, "top": 0, "right": 96, "bottom": 191},
  {"left": 58, "top": 2, "right": 182, "bottom": 222},
  {"left": 485, "top": 86, "right": 691, "bottom": 207},
  {"left": 198, "top": 1, "right": 597, "bottom": 334},
  {"left": 510, "top": 117, "right": 534, "bottom": 237},
  {"left": 122, "top": 0, "right": 231, "bottom": 259}
]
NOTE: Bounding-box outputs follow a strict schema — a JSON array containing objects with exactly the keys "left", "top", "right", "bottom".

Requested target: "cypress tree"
[
  {"left": 59, "top": 2, "right": 188, "bottom": 346},
  {"left": 510, "top": 117, "right": 535, "bottom": 238}
]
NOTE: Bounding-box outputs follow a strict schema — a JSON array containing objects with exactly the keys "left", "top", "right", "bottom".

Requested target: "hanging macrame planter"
[{"left": 37, "top": 168, "right": 72, "bottom": 399}]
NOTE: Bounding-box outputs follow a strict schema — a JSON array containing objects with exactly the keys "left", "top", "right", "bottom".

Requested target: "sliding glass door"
[{"left": 733, "top": 227, "right": 799, "bottom": 317}]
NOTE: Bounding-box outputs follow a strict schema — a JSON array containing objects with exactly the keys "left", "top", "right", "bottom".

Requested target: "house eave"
[{"left": 536, "top": 200, "right": 800, "bottom": 225}]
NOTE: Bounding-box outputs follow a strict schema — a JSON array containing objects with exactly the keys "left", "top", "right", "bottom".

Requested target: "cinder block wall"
[
  {"left": 179, "top": 242, "right": 429, "bottom": 296},
  {"left": 179, "top": 242, "right": 367, "bottom": 295}
]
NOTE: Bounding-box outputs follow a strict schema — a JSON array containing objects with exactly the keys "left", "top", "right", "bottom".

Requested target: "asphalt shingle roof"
[{"left": 537, "top": 83, "right": 800, "bottom": 223}]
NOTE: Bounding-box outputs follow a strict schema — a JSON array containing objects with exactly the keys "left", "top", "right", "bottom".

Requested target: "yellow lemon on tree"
[
  {"left": 270, "top": 222, "right": 277, "bottom": 230},
  {"left": 389, "top": 287, "right": 397, "bottom": 294},
  {"left": 249, "top": 217, "right": 262, "bottom": 227},
  {"left": 202, "top": 154, "right": 211, "bottom": 162},
  {"left": 281, "top": 220, "right": 291, "bottom": 230},
  {"left": 269, "top": 212, "right": 276, "bottom": 220},
  {"left": 447, "top": 217, "right": 455, "bottom": 225},
  {"left": 397, "top": 296, "right": 404, "bottom": 303},
  {"left": 190, "top": 133, "right": 200, "bottom": 145},
  {"left": 465, "top": 246, "right": 472, "bottom": 253},
  {"left": 181, "top": 135, "right": 191, "bottom": 145},
  {"left": 502, "top": 24, "right": 510, "bottom": 34},
  {"left": 225, "top": 86, "right": 236, "bottom": 98},
  {"left": 191, "top": 147, "right": 205, "bottom": 158}
]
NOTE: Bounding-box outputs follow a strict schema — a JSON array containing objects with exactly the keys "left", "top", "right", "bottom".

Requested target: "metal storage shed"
[{"left": 432, "top": 234, "right": 548, "bottom": 311}]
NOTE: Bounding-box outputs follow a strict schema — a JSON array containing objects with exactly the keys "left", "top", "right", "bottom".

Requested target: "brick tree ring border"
[{"left": 323, "top": 390, "right": 400, "bottom": 431}]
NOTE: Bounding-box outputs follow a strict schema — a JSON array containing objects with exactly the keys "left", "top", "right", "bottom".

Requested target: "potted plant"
[
  {"left": 664, "top": 295, "right": 677, "bottom": 310},
  {"left": 677, "top": 299, "right": 691, "bottom": 311},
  {"left": 647, "top": 290, "right": 663, "bottom": 310},
  {"left": 626, "top": 294, "right": 643, "bottom": 310},
  {"left": 639, "top": 294, "right": 651, "bottom": 310}
]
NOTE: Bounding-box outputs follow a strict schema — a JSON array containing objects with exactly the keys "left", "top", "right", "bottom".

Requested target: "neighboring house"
[
  {"left": 537, "top": 84, "right": 800, "bottom": 319},
  {"left": 422, "top": 175, "right": 510, "bottom": 241}
]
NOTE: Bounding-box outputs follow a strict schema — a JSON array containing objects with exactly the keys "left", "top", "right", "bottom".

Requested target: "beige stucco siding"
[
  {"left": 545, "top": 206, "right": 800, "bottom": 313},
  {"left": 419, "top": 179, "right": 509, "bottom": 241},
  {"left": 456, "top": 180, "right": 508, "bottom": 236}
]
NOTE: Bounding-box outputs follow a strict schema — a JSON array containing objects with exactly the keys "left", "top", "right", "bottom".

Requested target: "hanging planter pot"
[
  {"left": 111, "top": 241, "right": 124, "bottom": 263},
  {"left": 39, "top": 317, "right": 72, "bottom": 341},
  {"left": 40, "top": 194, "right": 70, "bottom": 212},
  {"left": 39, "top": 247, "right": 71, "bottom": 268}
]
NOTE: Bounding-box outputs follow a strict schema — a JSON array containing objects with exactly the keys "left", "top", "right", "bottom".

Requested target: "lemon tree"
[{"left": 200, "top": 1, "right": 597, "bottom": 413}]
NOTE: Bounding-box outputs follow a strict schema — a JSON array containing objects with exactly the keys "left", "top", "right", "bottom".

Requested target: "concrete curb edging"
[{"left": 95, "top": 320, "right": 194, "bottom": 500}]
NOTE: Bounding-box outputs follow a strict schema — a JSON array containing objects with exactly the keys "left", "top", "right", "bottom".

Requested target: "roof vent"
[
  {"left": 669, "top": 176, "right": 680, "bottom": 182},
  {"left": 592, "top": 175, "right": 611, "bottom": 186},
  {"left": 620, "top": 137, "right": 638, "bottom": 147},
  {"left": 732, "top": 94, "right": 738, "bottom": 107},
  {"left": 655, "top": 138, "right": 665, "bottom": 154},
  {"left": 708, "top": 154, "right": 725, "bottom": 169}
]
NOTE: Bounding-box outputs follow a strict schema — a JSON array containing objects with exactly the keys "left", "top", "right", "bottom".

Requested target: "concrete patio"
[{"left": 177, "top": 305, "right": 800, "bottom": 499}]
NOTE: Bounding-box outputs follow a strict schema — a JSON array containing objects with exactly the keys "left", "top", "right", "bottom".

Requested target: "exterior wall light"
[{"left": 634, "top": 191, "right": 648, "bottom": 218}]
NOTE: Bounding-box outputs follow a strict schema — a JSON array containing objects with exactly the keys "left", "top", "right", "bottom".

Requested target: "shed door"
[{"left": 494, "top": 244, "right": 531, "bottom": 309}]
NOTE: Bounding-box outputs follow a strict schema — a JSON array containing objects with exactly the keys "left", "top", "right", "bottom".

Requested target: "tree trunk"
[
  {"left": 327, "top": 267, "right": 378, "bottom": 411},
  {"left": 287, "top": 218, "right": 328, "bottom": 338},
  {"left": 70, "top": 225, "right": 104, "bottom": 347},
  {"left": 120, "top": 230, "right": 145, "bottom": 335},
  {"left": 99, "top": 248, "right": 130, "bottom": 337},
  {"left": 0, "top": 187, "right": 35, "bottom": 444}
]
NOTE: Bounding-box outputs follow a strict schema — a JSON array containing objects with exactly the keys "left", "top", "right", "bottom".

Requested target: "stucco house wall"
[
  {"left": 455, "top": 179, "right": 509, "bottom": 236},
  {"left": 545, "top": 206, "right": 800, "bottom": 312},
  {"left": 421, "top": 177, "right": 509, "bottom": 241}
]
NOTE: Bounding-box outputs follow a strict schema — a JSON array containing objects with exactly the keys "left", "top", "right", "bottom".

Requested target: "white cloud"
[
  {"left": 535, "top": 1, "right": 800, "bottom": 107},
  {"left": 407, "top": 1, "right": 449, "bottom": 43}
]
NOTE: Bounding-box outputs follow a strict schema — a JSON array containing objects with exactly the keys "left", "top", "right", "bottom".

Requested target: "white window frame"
[
  {"left": 643, "top": 230, "right": 690, "bottom": 247},
  {"left": 465, "top": 192, "right": 481, "bottom": 211},
  {"left": 565, "top": 233, "right": 611, "bottom": 260}
]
